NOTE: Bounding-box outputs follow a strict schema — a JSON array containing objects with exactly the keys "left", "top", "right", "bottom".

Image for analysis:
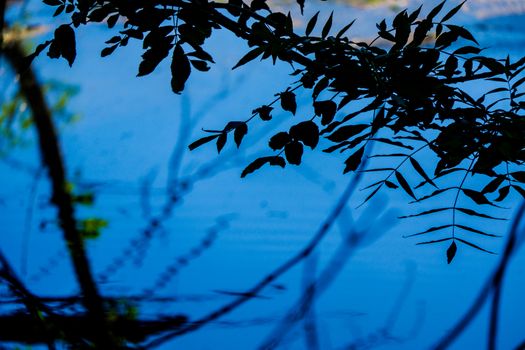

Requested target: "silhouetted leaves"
[
  {"left": 305, "top": 11, "right": 319, "bottom": 36},
  {"left": 241, "top": 156, "right": 285, "bottom": 177},
  {"left": 216, "top": 133, "right": 227, "bottom": 153},
  {"left": 409, "top": 158, "right": 437, "bottom": 188},
  {"left": 280, "top": 91, "right": 297, "bottom": 115},
  {"left": 254, "top": 106, "right": 273, "bottom": 121},
  {"left": 395, "top": 171, "right": 416, "bottom": 200},
  {"left": 47, "top": 25, "right": 76, "bottom": 66},
  {"left": 343, "top": 146, "right": 364, "bottom": 174},
  {"left": 285, "top": 141, "right": 303, "bottom": 165},
  {"left": 289, "top": 121, "right": 319, "bottom": 149},
  {"left": 233, "top": 123, "right": 248, "bottom": 148},
  {"left": 314, "top": 100, "right": 337, "bottom": 125},
  {"left": 232, "top": 47, "right": 265, "bottom": 69},
  {"left": 170, "top": 44, "right": 191, "bottom": 94},
  {"left": 327, "top": 124, "right": 368, "bottom": 142},
  {"left": 321, "top": 12, "right": 333, "bottom": 39},
  {"left": 188, "top": 134, "right": 220, "bottom": 150},
  {"left": 269, "top": 132, "right": 291, "bottom": 150},
  {"left": 463, "top": 189, "right": 492, "bottom": 205},
  {"left": 446, "top": 241, "right": 457, "bottom": 264}
]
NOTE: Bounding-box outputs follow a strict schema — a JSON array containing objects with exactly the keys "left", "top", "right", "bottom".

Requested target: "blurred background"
[{"left": 1, "top": 0, "right": 525, "bottom": 349}]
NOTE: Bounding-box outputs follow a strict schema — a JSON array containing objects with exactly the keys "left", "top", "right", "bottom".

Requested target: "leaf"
[
  {"left": 427, "top": 0, "right": 446, "bottom": 21},
  {"left": 280, "top": 91, "right": 297, "bottom": 115},
  {"left": 321, "top": 12, "right": 333, "bottom": 39},
  {"left": 327, "top": 124, "right": 369, "bottom": 142},
  {"left": 399, "top": 207, "right": 451, "bottom": 218},
  {"left": 441, "top": 1, "right": 466, "bottom": 23},
  {"left": 453, "top": 46, "right": 482, "bottom": 55},
  {"left": 456, "top": 225, "right": 500, "bottom": 237},
  {"left": 254, "top": 105, "right": 273, "bottom": 121},
  {"left": 269, "top": 132, "right": 291, "bottom": 150},
  {"left": 343, "top": 146, "right": 364, "bottom": 174},
  {"left": 234, "top": 123, "right": 248, "bottom": 148},
  {"left": 446, "top": 241, "right": 457, "bottom": 264},
  {"left": 416, "top": 237, "right": 453, "bottom": 245},
  {"left": 101, "top": 44, "right": 118, "bottom": 57},
  {"left": 395, "top": 171, "right": 417, "bottom": 200},
  {"left": 446, "top": 25, "right": 478, "bottom": 45},
  {"left": 269, "top": 156, "right": 286, "bottom": 168},
  {"left": 305, "top": 11, "right": 319, "bottom": 36},
  {"left": 289, "top": 121, "right": 319, "bottom": 149},
  {"left": 48, "top": 25, "right": 77, "bottom": 66},
  {"left": 456, "top": 238, "right": 495, "bottom": 254},
  {"left": 481, "top": 177, "right": 505, "bottom": 194},
  {"left": 296, "top": 0, "right": 305, "bottom": 14},
  {"left": 456, "top": 208, "right": 506, "bottom": 220},
  {"left": 462, "top": 189, "right": 492, "bottom": 205},
  {"left": 241, "top": 157, "right": 270, "bottom": 178},
  {"left": 384, "top": 180, "right": 398, "bottom": 189},
  {"left": 171, "top": 44, "right": 191, "bottom": 94},
  {"left": 336, "top": 19, "right": 356, "bottom": 39},
  {"left": 188, "top": 134, "right": 220, "bottom": 150},
  {"left": 494, "top": 185, "right": 511, "bottom": 202},
  {"left": 512, "top": 185, "right": 525, "bottom": 199},
  {"left": 412, "top": 188, "right": 451, "bottom": 202},
  {"left": 216, "top": 133, "right": 227, "bottom": 153},
  {"left": 410, "top": 158, "right": 437, "bottom": 188},
  {"left": 404, "top": 225, "right": 451, "bottom": 238},
  {"left": 510, "top": 171, "right": 525, "bottom": 182},
  {"left": 232, "top": 46, "right": 265, "bottom": 69},
  {"left": 285, "top": 141, "right": 303, "bottom": 165},
  {"left": 314, "top": 100, "right": 337, "bottom": 125}
]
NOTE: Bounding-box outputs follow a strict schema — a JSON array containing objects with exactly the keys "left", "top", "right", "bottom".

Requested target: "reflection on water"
[{"left": 1, "top": 0, "right": 525, "bottom": 349}]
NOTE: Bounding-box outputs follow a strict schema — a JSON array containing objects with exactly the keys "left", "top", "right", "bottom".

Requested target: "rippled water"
[{"left": 1, "top": 0, "right": 525, "bottom": 349}]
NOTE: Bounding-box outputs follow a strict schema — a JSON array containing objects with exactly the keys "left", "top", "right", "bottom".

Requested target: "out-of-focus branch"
[
  {"left": 2, "top": 39, "right": 116, "bottom": 348},
  {"left": 145, "top": 155, "right": 369, "bottom": 348},
  {"left": 432, "top": 200, "right": 525, "bottom": 350}
]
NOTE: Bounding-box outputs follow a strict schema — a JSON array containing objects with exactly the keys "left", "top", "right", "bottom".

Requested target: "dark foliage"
[{"left": 33, "top": 0, "right": 525, "bottom": 262}]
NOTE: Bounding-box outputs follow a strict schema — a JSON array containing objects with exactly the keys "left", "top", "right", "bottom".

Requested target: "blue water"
[{"left": 1, "top": 0, "right": 525, "bottom": 349}]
